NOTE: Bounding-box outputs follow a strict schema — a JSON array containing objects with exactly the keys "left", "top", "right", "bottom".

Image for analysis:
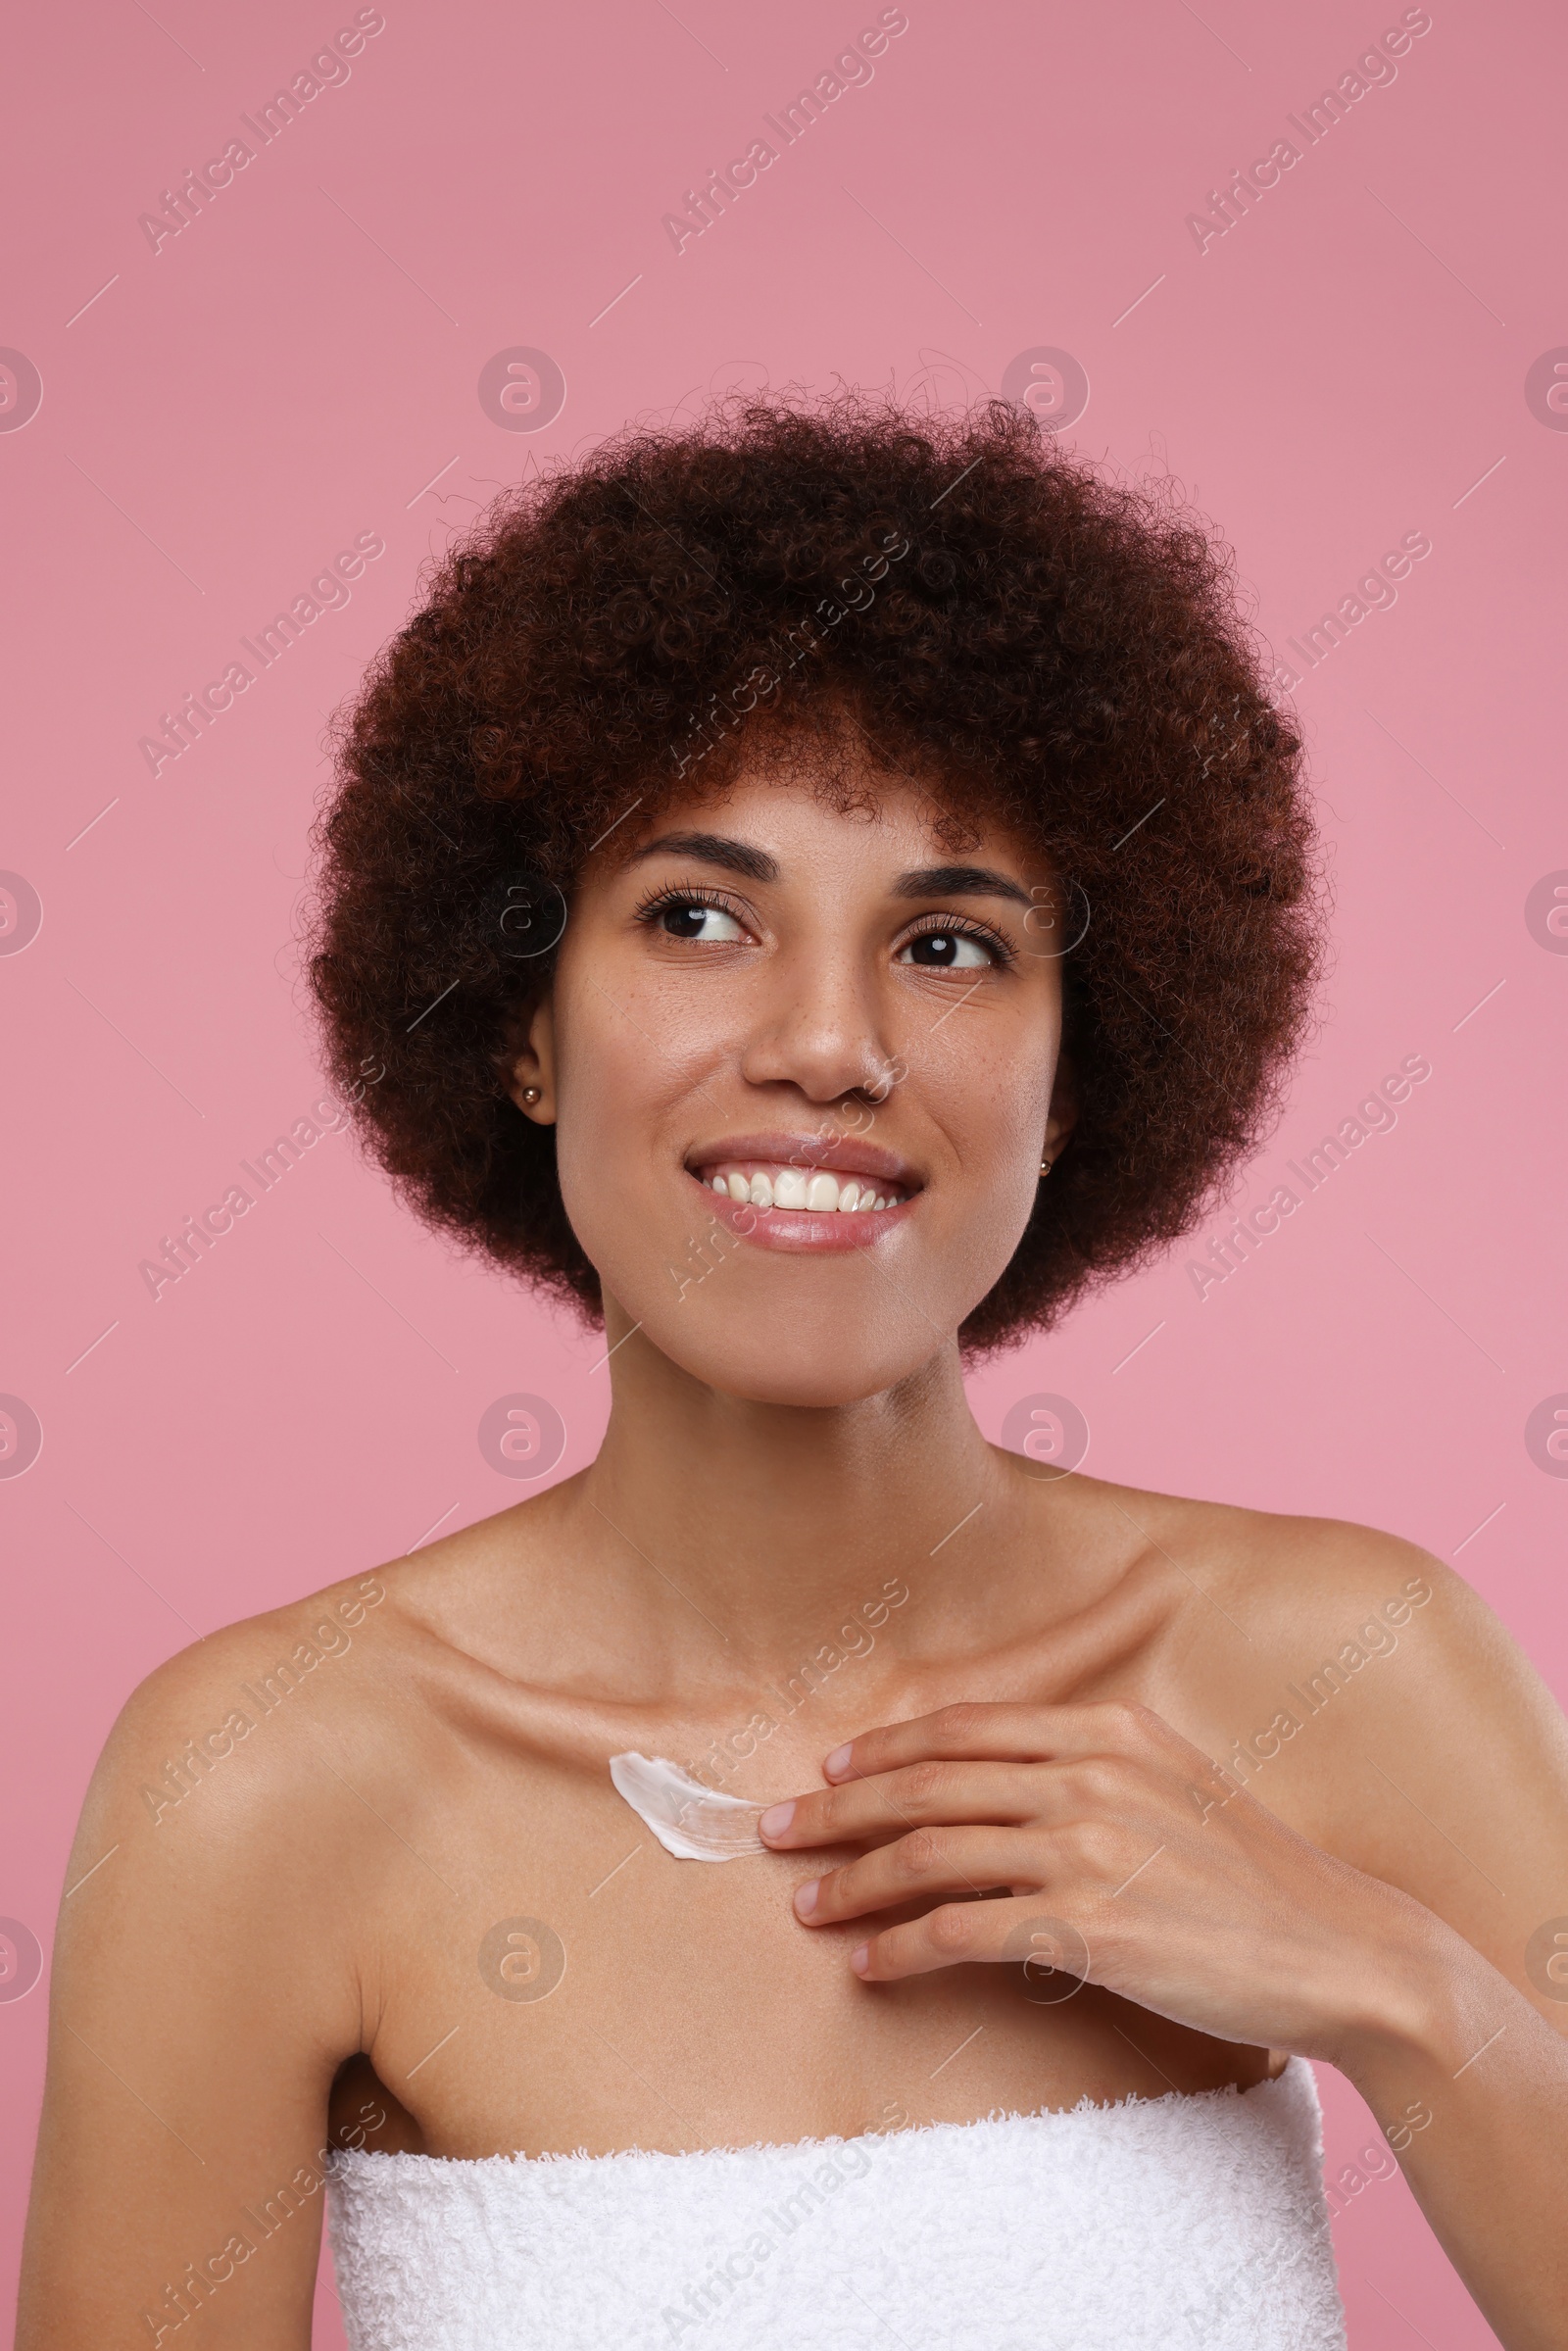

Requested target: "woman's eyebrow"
[
  {"left": 895, "top": 863, "right": 1036, "bottom": 910},
  {"left": 625, "top": 836, "right": 1035, "bottom": 910},
  {"left": 625, "top": 831, "right": 779, "bottom": 882}
]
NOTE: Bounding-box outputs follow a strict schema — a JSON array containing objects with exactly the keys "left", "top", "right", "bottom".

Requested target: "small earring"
[
  {"left": 1039, "top": 1155, "right": 1053, "bottom": 1175},
  {"left": 522, "top": 1086, "right": 541, "bottom": 1105}
]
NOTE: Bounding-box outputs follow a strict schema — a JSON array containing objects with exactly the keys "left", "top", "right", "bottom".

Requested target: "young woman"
[{"left": 20, "top": 400, "right": 1568, "bottom": 2351}]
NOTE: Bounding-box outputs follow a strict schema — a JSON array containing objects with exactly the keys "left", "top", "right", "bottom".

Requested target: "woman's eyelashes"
[
  {"left": 631, "top": 884, "right": 1017, "bottom": 971},
  {"left": 896, "top": 914, "right": 1015, "bottom": 971},
  {"left": 634, "top": 884, "right": 754, "bottom": 945}
]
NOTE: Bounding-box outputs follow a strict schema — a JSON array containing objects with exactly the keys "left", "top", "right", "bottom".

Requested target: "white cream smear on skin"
[{"left": 609, "top": 1752, "right": 769, "bottom": 1860}]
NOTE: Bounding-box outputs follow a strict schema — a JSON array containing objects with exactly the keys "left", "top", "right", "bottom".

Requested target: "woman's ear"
[
  {"left": 505, "top": 992, "right": 557, "bottom": 1123},
  {"left": 1042, "top": 1049, "right": 1078, "bottom": 1169}
]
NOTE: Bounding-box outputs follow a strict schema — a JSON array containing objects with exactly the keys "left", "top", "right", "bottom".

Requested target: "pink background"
[{"left": 3, "top": 0, "right": 1564, "bottom": 2341}]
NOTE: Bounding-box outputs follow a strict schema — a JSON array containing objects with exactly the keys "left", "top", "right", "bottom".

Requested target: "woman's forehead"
[{"left": 608, "top": 764, "right": 1038, "bottom": 883}]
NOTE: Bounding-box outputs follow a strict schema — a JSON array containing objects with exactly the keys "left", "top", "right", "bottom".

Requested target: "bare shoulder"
[
  {"left": 1191, "top": 1496, "right": 1568, "bottom": 1801},
  {"left": 24, "top": 1571, "right": 424, "bottom": 2348},
  {"left": 91, "top": 1564, "right": 403, "bottom": 1834},
  {"left": 94, "top": 1490, "right": 553, "bottom": 1791},
  {"left": 53, "top": 1526, "right": 549, "bottom": 2071},
  {"left": 1116, "top": 1484, "right": 1568, "bottom": 2010},
  {"left": 66, "top": 1565, "right": 423, "bottom": 2002},
  {"left": 1103, "top": 1477, "right": 1558, "bottom": 1737},
  {"left": 86, "top": 1480, "right": 602, "bottom": 1883}
]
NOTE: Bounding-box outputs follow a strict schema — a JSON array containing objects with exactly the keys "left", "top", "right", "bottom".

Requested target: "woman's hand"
[{"left": 758, "top": 1699, "right": 1454, "bottom": 2068}]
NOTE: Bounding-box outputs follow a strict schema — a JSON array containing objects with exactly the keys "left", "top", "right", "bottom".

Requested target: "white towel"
[{"left": 328, "top": 2054, "right": 1347, "bottom": 2350}]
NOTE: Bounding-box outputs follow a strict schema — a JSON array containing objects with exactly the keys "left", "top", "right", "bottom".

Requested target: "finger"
[
  {"left": 822, "top": 1699, "right": 1174, "bottom": 1785},
  {"left": 851, "top": 1892, "right": 1094, "bottom": 1984},
  {"left": 793, "top": 1826, "right": 1038, "bottom": 1927},
  {"left": 759, "top": 1760, "right": 1043, "bottom": 1850}
]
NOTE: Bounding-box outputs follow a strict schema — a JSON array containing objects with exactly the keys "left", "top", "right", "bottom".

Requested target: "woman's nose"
[{"left": 735, "top": 948, "right": 898, "bottom": 1105}]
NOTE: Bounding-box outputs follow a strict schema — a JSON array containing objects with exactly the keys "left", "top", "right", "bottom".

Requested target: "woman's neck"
[{"left": 568, "top": 1297, "right": 1023, "bottom": 1696}]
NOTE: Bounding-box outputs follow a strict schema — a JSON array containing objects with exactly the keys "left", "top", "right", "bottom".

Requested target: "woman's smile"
[{"left": 685, "top": 1131, "right": 923, "bottom": 1251}]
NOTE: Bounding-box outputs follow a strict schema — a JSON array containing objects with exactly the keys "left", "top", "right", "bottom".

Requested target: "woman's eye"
[
  {"left": 898, "top": 929, "right": 996, "bottom": 969},
  {"left": 659, "top": 900, "right": 746, "bottom": 943}
]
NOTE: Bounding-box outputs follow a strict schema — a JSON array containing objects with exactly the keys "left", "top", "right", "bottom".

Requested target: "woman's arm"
[
  {"left": 17, "top": 1610, "right": 371, "bottom": 2351},
  {"left": 757, "top": 1542, "right": 1568, "bottom": 2351},
  {"left": 1333, "top": 1937, "right": 1568, "bottom": 2347}
]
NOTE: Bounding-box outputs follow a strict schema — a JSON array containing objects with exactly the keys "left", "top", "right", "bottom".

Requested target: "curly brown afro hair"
[{"left": 307, "top": 392, "right": 1322, "bottom": 1357}]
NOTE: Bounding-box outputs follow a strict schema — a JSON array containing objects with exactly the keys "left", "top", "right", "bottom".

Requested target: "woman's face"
[{"left": 512, "top": 762, "right": 1075, "bottom": 1406}]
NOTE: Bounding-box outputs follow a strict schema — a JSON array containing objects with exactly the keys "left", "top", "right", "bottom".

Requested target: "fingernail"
[
  {"left": 793, "top": 1879, "right": 819, "bottom": 1920},
  {"left": 759, "top": 1802, "right": 795, "bottom": 1840},
  {"left": 823, "top": 1742, "right": 853, "bottom": 1781},
  {"left": 851, "top": 1942, "right": 870, "bottom": 1975}
]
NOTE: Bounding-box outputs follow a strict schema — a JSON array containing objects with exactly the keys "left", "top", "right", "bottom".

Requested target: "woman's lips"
[
  {"left": 685, "top": 1130, "right": 918, "bottom": 1189},
  {"left": 684, "top": 1164, "right": 916, "bottom": 1252}
]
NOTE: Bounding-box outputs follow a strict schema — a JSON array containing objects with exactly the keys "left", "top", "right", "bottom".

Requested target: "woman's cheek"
[{"left": 552, "top": 974, "right": 718, "bottom": 1259}]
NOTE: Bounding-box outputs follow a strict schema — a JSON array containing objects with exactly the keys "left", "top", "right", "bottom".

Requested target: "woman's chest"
[{"left": 352, "top": 1749, "right": 1279, "bottom": 2160}]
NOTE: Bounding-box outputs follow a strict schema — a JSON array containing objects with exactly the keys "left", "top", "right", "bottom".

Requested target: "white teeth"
[{"left": 697, "top": 1162, "right": 912, "bottom": 1213}]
